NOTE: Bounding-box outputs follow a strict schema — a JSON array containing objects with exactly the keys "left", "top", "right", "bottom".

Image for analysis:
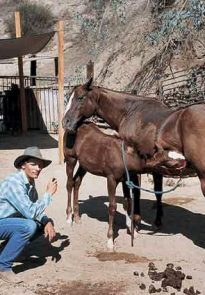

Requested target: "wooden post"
[
  {"left": 86, "top": 60, "right": 94, "bottom": 80},
  {"left": 15, "top": 11, "right": 27, "bottom": 134},
  {"left": 57, "top": 21, "right": 64, "bottom": 164}
]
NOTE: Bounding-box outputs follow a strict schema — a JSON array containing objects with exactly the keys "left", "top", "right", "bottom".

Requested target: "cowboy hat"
[{"left": 14, "top": 146, "right": 52, "bottom": 169}]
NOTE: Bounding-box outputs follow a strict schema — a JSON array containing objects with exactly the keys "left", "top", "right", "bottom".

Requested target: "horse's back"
[
  {"left": 74, "top": 123, "right": 124, "bottom": 176},
  {"left": 157, "top": 103, "right": 205, "bottom": 173}
]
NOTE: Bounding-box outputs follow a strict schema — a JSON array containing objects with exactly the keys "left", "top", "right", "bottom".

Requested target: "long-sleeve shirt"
[{"left": 0, "top": 170, "right": 52, "bottom": 224}]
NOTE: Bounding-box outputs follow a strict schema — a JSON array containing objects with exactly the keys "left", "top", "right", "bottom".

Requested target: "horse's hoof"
[
  {"left": 73, "top": 216, "right": 82, "bottom": 224},
  {"left": 127, "top": 226, "right": 131, "bottom": 235},
  {"left": 66, "top": 216, "right": 73, "bottom": 225},
  {"left": 133, "top": 214, "right": 141, "bottom": 223},
  {"left": 135, "top": 222, "right": 141, "bottom": 232},
  {"left": 107, "top": 238, "right": 114, "bottom": 250},
  {"left": 154, "top": 220, "right": 162, "bottom": 230}
]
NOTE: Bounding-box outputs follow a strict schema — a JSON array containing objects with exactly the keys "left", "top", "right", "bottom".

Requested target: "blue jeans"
[{"left": 0, "top": 218, "right": 43, "bottom": 271}]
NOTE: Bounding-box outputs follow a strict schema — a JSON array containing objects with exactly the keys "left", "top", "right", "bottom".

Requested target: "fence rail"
[
  {"left": 158, "top": 65, "right": 205, "bottom": 108},
  {"left": 0, "top": 76, "right": 72, "bottom": 134}
]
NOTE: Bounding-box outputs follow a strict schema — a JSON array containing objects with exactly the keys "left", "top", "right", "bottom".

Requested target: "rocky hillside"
[{"left": 0, "top": 0, "right": 205, "bottom": 93}]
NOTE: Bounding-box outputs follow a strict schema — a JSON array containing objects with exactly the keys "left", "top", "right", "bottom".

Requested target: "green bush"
[{"left": 5, "top": 0, "right": 56, "bottom": 37}]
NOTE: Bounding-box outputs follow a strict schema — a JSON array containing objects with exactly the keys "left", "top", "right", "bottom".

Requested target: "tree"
[{"left": 4, "top": 0, "right": 56, "bottom": 37}]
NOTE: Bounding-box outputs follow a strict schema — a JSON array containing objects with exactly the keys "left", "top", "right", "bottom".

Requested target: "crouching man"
[{"left": 0, "top": 146, "right": 57, "bottom": 284}]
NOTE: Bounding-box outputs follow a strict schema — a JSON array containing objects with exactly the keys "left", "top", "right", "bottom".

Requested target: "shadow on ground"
[
  {"left": 13, "top": 233, "right": 70, "bottom": 273},
  {"left": 79, "top": 195, "right": 127, "bottom": 240},
  {"left": 79, "top": 195, "right": 205, "bottom": 249},
  {"left": 0, "top": 131, "right": 58, "bottom": 150}
]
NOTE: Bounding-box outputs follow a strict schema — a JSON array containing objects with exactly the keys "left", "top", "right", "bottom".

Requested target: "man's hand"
[
  {"left": 44, "top": 221, "right": 56, "bottom": 242},
  {"left": 46, "top": 178, "right": 57, "bottom": 196}
]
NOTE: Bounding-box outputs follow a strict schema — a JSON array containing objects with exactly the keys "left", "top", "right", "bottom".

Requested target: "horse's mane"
[
  {"left": 97, "top": 86, "right": 161, "bottom": 101},
  {"left": 172, "top": 100, "right": 205, "bottom": 111},
  {"left": 93, "top": 86, "right": 170, "bottom": 112},
  {"left": 94, "top": 85, "right": 205, "bottom": 111}
]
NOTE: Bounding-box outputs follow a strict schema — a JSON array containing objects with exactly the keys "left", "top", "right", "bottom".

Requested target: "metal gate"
[{"left": 0, "top": 76, "right": 70, "bottom": 134}]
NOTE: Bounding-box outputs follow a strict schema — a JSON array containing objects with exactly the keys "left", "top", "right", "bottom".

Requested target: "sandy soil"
[{"left": 0, "top": 131, "right": 205, "bottom": 295}]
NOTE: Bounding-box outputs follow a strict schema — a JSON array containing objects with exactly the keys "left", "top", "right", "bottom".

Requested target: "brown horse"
[
  {"left": 62, "top": 78, "right": 173, "bottom": 158},
  {"left": 63, "top": 122, "right": 164, "bottom": 249},
  {"left": 153, "top": 103, "right": 205, "bottom": 197}
]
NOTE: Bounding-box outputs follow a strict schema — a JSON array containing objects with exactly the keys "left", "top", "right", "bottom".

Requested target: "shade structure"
[{"left": 0, "top": 32, "right": 55, "bottom": 59}]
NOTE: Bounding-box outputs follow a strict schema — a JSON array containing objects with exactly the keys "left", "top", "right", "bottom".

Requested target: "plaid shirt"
[{"left": 0, "top": 170, "right": 52, "bottom": 223}]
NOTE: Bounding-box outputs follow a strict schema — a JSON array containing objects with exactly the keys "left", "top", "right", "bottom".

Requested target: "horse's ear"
[{"left": 84, "top": 77, "right": 93, "bottom": 90}]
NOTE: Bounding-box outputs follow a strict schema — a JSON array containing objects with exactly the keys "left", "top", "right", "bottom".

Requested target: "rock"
[
  {"left": 139, "top": 283, "right": 146, "bottom": 290},
  {"left": 149, "top": 284, "right": 157, "bottom": 293},
  {"left": 148, "top": 271, "right": 164, "bottom": 281},
  {"left": 166, "top": 263, "right": 174, "bottom": 269},
  {"left": 133, "top": 271, "right": 139, "bottom": 276}
]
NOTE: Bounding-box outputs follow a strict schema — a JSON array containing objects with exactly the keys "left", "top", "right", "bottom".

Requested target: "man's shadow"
[
  {"left": 79, "top": 195, "right": 205, "bottom": 249},
  {"left": 13, "top": 233, "right": 70, "bottom": 273}
]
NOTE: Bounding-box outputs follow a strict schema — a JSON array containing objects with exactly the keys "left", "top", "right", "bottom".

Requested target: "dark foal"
[{"left": 64, "top": 123, "right": 163, "bottom": 249}]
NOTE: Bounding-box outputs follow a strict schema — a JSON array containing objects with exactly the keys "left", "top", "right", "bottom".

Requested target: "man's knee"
[{"left": 20, "top": 219, "right": 38, "bottom": 238}]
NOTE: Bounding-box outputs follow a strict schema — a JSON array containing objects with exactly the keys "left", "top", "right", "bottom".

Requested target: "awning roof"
[{"left": 0, "top": 31, "right": 55, "bottom": 59}]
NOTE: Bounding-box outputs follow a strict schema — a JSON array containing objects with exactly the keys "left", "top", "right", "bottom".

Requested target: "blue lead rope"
[{"left": 121, "top": 141, "right": 182, "bottom": 194}]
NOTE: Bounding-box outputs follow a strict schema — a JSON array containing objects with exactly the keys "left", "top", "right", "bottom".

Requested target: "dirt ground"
[{"left": 0, "top": 131, "right": 205, "bottom": 295}]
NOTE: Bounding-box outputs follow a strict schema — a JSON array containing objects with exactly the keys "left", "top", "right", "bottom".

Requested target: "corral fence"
[
  {"left": 0, "top": 61, "right": 91, "bottom": 134},
  {"left": 158, "top": 64, "right": 205, "bottom": 108},
  {"left": 0, "top": 76, "right": 68, "bottom": 134},
  {"left": 0, "top": 60, "right": 94, "bottom": 134}
]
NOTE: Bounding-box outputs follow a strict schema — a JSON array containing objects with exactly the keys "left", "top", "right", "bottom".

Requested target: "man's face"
[{"left": 21, "top": 158, "right": 44, "bottom": 181}]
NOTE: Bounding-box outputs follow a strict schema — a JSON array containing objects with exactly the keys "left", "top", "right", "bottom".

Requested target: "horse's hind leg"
[
  {"left": 122, "top": 179, "right": 132, "bottom": 232},
  {"left": 128, "top": 173, "right": 142, "bottom": 231},
  {"left": 131, "top": 173, "right": 142, "bottom": 231},
  {"left": 197, "top": 173, "right": 205, "bottom": 198},
  {"left": 122, "top": 173, "right": 141, "bottom": 232},
  {"left": 107, "top": 175, "right": 117, "bottom": 250},
  {"left": 73, "top": 166, "right": 87, "bottom": 223},
  {"left": 152, "top": 172, "right": 163, "bottom": 228},
  {"left": 65, "top": 157, "right": 77, "bottom": 224}
]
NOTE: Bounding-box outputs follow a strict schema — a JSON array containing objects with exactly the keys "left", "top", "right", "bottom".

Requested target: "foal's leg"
[
  {"left": 73, "top": 166, "right": 87, "bottom": 223},
  {"left": 65, "top": 157, "right": 77, "bottom": 224},
  {"left": 107, "top": 175, "right": 117, "bottom": 250},
  {"left": 152, "top": 172, "right": 163, "bottom": 227}
]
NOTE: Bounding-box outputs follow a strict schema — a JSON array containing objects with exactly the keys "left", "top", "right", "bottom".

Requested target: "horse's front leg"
[
  {"left": 107, "top": 175, "right": 117, "bottom": 250},
  {"left": 73, "top": 166, "right": 86, "bottom": 223},
  {"left": 152, "top": 172, "right": 163, "bottom": 228},
  {"left": 65, "top": 157, "right": 77, "bottom": 224}
]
